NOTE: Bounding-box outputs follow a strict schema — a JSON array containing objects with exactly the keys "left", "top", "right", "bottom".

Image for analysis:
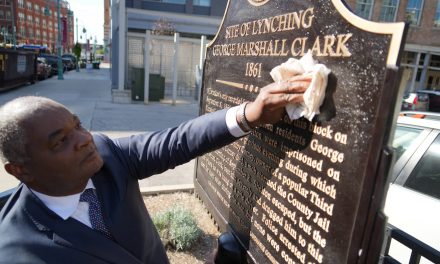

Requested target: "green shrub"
[{"left": 152, "top": 206, "right": 201, "bottom": 251}]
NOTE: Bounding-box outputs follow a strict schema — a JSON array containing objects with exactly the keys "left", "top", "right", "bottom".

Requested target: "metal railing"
[{"left": 382, "top": 224, "right": 440, "bottom": 264}]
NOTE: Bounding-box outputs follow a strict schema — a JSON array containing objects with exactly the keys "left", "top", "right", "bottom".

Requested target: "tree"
[{"left": 73, "top": 42, "right": 81, "bottom": 61}]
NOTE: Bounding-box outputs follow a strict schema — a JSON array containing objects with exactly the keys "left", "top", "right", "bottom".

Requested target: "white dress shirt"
[{"left": 31, "top": 179, "right": 95, "bottom": 228}]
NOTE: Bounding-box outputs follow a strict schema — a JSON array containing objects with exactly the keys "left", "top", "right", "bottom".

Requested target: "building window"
[
  {"left": 20, "top": 26, "right": 25, "bottom": 38},
  {"left": 43, "top": 31, "right": 47, "bottom": 38},
  {"left": 35, "top": 4, "right": 39, "bottom": 13},
  {"left": 355, "top": 0, "right": 374, "bottom": 20},
  {"left": 28, "top": 28, "right": 33, "bottom": 38},
  {"left": 49, "top": 21, "right": 53, "bottom": 28},
  {"left": 43, "top": 19, "right": 46, "bottom": 28},
  {"left": 18, "top": 12, "right": 25, "bottom": 22},
  {"left": 35, "top": 17, "right": 39, "bottom": 25},
  {"left": 26, "top": 1, "right": 32, "bottom": 11},
  {"left": 193, "top": 0, "right": 210, "bottom": 6},
  {"left": 27, "top": 15, "right": 33, "bottom": 24},
  {"left": 18, "top": 0, "right": 24, "bottom": 8},
  {"left": 435, "top": 1, "right": 440, "bottom": 27},
  {"left": 5, "top": 0, "right": 11, "bottom": 6},
  {"left": 36, "top": 30, "right": 40, "bottom": 39},
  {"left": 406, "top": 0, "right": 424, "bottom": 25},
  {"left": 379, "top": 0, "right": 399, "bottom": 22},
  {"left": 0, "top": 11, "right": 4, "bottom": 20},
  {"left": 6, "top": 11, "right": 10, "bottom": 20}
]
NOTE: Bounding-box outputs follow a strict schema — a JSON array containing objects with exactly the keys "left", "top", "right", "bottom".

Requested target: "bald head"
[{"left": 0, "top": 96, "right": 67, "bottom": 164}]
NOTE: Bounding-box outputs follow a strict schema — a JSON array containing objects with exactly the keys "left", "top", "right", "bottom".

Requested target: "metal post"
[
  {"left": 75, "top": 18, "right": 79, "bottom": 72},
  {"left": 57, "top": 0, "right": 64, "bottom": 80},
  {"left": 118, "top": 0, "right": 126, "bottom": 91},
  {"left": 143, "top": 30, "right": 151, "bottom": 104},
  {"left": 172, "top": 32, "right": 179, "bottom": 106},
  {"left": 418, "top": 53, "right": 430, "bottom": 90},
  {"left": 10, "top": 0, "right": 16, "bottom": 49},
  {"left": 197, "top": 35, "right": 206, "bottom": 102},
  {"left": 409, "top": 52, "right": 420, "bottom": 92}
]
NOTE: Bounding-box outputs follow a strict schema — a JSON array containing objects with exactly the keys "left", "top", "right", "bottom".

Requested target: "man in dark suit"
[{"left": 0, "top": 77, "right": 309, "bottom": 263}]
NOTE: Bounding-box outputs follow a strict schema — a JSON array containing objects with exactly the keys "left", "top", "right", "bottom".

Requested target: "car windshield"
[
  {"left": 404, "top": 135, "right": 440, "bottom": 199},
  {"left": 392, "top": 126, "right": 424, "bottom": 161}
]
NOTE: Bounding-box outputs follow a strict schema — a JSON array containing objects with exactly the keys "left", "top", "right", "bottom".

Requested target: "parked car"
[
  {"left": 62, "top": 57, "right": 74, "bottom": 71},
  {"left": 417, "top": 90, "right": 440, "bottom": 112},
  {"left": 36, "top": 57, "right": 51, "bottom": 80},
  {"left": 62, "top": 53, "right": 77, "bottom": 68},
  {"left": 401, "top": 92, "right": 429, "bottom": 111},
  {"left": 385, "top": 111, "right": 440, "bottom": 263},
  {"left": 39, "top": 54, "right": 65, "bottom": 75}
]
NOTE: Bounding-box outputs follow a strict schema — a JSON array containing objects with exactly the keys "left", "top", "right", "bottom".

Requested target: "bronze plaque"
[{"left": 194, "top": 0, "right": 407, "bottom": 263}]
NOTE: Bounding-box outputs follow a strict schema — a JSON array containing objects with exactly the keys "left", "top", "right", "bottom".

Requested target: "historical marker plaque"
[{"left": 194, "top": 0, "right": 407, "bottom": 263}]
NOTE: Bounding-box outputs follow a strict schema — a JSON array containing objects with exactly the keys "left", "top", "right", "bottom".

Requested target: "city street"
[{"left": 0, "top": 64, "right": 198, "bottom": 192}]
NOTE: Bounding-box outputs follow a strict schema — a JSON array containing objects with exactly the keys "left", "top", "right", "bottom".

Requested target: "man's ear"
[{"left": 4, "top": 163, "right": 34, "bottom": 183}]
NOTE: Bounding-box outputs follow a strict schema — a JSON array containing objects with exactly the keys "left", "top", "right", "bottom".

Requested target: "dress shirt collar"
[{"left": 30, "top": 179, "right": 95, "bottom": 220}]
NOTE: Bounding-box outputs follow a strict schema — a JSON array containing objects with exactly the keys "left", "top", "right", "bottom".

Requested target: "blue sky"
[{"left": 69, "top": 0, "right": 105, "bottom": 45}]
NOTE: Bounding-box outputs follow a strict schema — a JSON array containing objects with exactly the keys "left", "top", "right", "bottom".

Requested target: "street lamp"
[
  {"left": 82, "top": 27, "right": 87, "bottom": 61},
  {"left": 56, "top": 0, "right": 63, "bottom": 80},
  {"left": 44, "top": 1, "right": 63, "bottom": 80},
  {"left": 11, "top": 2, "right": 16, "bottom": 49},
  {"left": 75, "top": 18, "right": 79, "bottom": 72}
]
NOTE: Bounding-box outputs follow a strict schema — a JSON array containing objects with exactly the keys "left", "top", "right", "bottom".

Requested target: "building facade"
[
  {"left": 111, "top": 0, "right": 227, "bottom": 102},
  {"left": 111, "top": 0, "right": 440, "bottom": 102},
  {"left": 104, "top": 0, "right": 111, "bottom": 62},
  {"left": 345, "top": 0, "right": 440, "bottom": 92},
  {"left": 0, "top": 0, "right": 74, "bottom": 53}
]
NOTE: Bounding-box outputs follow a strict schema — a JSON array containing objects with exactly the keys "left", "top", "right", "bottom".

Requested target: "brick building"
[
  {"left": 345, "top": 0, "right": 440, "bottom": 92},
  {"left": 0, "top": 0, "right": 74, "bottom": 53}
]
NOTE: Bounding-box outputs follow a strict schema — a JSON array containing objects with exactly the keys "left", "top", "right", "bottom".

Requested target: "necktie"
[{"left": 80, "top": 188, "right": 113, "bottom": 239}]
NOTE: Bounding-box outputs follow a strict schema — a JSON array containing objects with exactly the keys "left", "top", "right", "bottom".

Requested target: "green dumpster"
[
  {"left": 149, "top": 74, "right": 165, "bottom": 101},
  {"left": 131, "top": 68, "right": 144, "bottom": 101},
  {"left": 131, "top": 68, "right": 165, "bottom": 102}
]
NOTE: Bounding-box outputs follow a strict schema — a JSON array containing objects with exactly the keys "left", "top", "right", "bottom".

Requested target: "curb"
[{"left": 140, "top": 184, "right": 195, "bottom": 195}]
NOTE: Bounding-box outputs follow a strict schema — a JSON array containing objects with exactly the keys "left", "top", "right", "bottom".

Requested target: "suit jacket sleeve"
[{"left": 112, "top": 109, "right": 237, "bottom": 179}]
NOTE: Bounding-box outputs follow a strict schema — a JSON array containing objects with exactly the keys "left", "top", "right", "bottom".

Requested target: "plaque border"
[{"left": 207, "top": 0, "right": 406, "bottom": 66}]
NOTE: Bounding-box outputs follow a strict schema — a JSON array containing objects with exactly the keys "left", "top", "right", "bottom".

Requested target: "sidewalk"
[{"left": 0, "top": 65, "right": 199, "bottom": 192}]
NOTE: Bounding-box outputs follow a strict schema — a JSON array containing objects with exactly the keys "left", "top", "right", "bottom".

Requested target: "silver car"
[{"left": 385, "top": 112, "right": 440, "bottom": 263}]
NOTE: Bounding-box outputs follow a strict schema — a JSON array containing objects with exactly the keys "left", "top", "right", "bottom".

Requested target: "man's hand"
[{"left": 241, "top": 75, "right": 311, "bottom": 129}]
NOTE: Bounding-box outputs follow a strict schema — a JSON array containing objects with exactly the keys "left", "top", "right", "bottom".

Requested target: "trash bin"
[
  {"left": 131, "top": 69, "right": 165, "bottom": 102},
  {"left": 131, "top": 67, "right": 144, "bottom": 101},
  {"left": 149, "top": 74, "right": 165, "bottom": 101}
]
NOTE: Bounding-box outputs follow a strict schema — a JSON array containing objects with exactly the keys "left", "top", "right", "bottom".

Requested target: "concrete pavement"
[{"left": 0, "top": 64, "right": 199, "bottom": 192}]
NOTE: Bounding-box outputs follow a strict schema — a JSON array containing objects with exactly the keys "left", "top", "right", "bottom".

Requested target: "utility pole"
[
  {"left": 57, "top": 0, "right": 64, "bottom": 80},
  {"left": 76, "top": 18, "right": 78, "bottom": 43},
  {"left": 75, "top": 17, "right": 79, "bottom": 72},
  {"left": 10, "top": 0, "right": 16, "bottom": 49}
]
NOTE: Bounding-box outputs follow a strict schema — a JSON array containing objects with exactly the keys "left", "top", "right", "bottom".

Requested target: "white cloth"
[
  {"left": 31, "top": 180, "right": 95, "bottom": 228},
  {"left": 270, "top": 50, "right": 331, "bottom": 121}
]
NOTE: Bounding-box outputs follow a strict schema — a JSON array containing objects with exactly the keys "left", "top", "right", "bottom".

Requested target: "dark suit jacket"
[{"left": 0, "top": 109, "right": 236, "bottom": 264}]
